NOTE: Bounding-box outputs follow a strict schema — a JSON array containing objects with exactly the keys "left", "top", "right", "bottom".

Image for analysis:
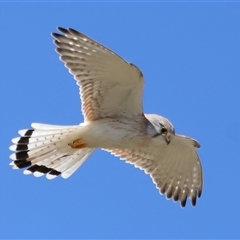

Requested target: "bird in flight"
[{"left": 9, "top": 27, "right": 203, "bottom": 207}]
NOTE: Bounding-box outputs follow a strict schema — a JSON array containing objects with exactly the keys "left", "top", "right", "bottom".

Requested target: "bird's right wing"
[
  {"left": 105, "top": 135, "right": 203, "bottom": 207},
  {"left": 52, "top": 27, "right": 144, "bottom": 122}
]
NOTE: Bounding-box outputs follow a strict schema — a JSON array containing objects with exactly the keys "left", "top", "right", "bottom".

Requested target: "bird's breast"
[{"left": 79, "top": 118, "right": 152, "bottom": 149}]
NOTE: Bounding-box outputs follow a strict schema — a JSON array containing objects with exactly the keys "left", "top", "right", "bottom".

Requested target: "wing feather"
[
  {"left": 105, "top": 135, "right": 203, "bottom": 207},
  {"left": 52, "top": 27, "right": 144, "bottom": 121}
]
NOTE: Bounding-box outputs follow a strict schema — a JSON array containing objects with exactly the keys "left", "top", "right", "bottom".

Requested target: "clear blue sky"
[{"left": 1, "top": 2, "right": 240, "bottom": 239}]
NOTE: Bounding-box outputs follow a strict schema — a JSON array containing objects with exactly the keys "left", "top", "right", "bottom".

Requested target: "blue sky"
[{"left": 1, "top": 2, "right": 240, "bottom": 239}]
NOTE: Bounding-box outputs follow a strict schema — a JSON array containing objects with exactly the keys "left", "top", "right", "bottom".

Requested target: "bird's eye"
[{"left": 161, "top": 127, "right": 167, "bottom": 134}]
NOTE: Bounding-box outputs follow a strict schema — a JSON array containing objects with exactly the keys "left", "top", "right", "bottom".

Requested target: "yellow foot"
[{"left": 68, "top": 138, "right": 87, "bottom": 148}]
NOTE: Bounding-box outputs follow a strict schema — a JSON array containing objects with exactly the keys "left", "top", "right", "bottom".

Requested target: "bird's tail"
[{"left": 9, "top": 123, "right": 94, "bottom": 179}]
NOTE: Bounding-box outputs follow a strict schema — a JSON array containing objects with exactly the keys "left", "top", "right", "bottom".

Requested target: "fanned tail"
[{"left": 9, "top": 123, "right": 94, "bottom": 179}]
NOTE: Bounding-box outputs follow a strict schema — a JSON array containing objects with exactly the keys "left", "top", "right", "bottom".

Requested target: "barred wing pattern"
[
  {"left": 52, "top": 28, "right": 144, "bottom": 121},
  {"left": 9, "top": 27, "right": 203, "bottom": 208},
  {"left": 106, "top": 135, "right": 203, "bottom": 207}
]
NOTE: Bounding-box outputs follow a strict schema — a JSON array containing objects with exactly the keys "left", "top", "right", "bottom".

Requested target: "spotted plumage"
[{"left": 9, "top": 27, "right": 203, "bottom": 207}]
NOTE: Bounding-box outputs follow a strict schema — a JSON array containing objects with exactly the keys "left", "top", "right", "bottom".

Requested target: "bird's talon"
[{"left": 68, "top": 138, "right": 86, "bottom": 148}]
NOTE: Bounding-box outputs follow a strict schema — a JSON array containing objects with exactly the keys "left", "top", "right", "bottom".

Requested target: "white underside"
[
  {"left": 70, "top": 118, "right": 156, "bottom": 149},
  {"left": 10, "top": 118, "right": 163, "bottom": 179}
]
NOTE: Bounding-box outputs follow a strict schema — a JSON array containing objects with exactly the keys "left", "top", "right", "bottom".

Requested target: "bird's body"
[
  {"left": 9, "top": 27, "right": 203, "bottom": 207},
  {"left": 78, "top": 117, "right": 151, "bottom": 149}
]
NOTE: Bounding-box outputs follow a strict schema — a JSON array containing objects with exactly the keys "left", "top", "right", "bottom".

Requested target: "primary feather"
[{"left": 9, "top": 27, "right": 203, "bottom": 208}]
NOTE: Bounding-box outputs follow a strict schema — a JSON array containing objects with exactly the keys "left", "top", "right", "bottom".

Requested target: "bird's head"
[
  {"left": 159, "top": 123, "right": 173, "bottom": 145},
  {"left": 145, "top": 114, "right": 175, "bottom": 145}
]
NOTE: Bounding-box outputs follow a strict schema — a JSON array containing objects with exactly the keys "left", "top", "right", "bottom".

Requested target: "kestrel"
[{"left": 9, "top": 27, "right": 203, "bottom": 207}]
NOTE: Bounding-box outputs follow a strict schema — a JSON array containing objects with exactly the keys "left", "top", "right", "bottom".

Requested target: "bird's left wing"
[
  {"left": 105, "top": 135, "right": 203, "bottom": 207},
  {"left": 52, "top": 27, "right": 144, "bottom": 122}
]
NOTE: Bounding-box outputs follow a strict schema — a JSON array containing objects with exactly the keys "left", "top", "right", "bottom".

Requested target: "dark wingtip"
[
  {"left": 191, "top": 196, "right": 197, "bottom": 206},
  {"left": 180, "top": 197, "right": 187, "bottom": 208},
  {"left": 58, "top": 27, "right": 69, "bottom": 34},
  {"left": 68, "top": 28, "right": 80, "bottom": 35},
  {"left": 173, "top": 188, "right": 180, "bottom": 202},
  {"left": 166, "top": 186, "right": 173, "bottom": 199},
  {"left": 52, "top": 32, "right": 63, "bottom": 39},
  {"left": 160, "top": 183, "right": 167, "bottom": 195},
  {"left": 198, "top": 189, "right": 202, "bottom": 198},
  {"left": 173, "top": 195, "right": 179, "bottom": 202}
]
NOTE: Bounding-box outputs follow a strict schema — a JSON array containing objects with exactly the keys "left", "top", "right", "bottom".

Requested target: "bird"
[{"left": 9, "top": 27, "right": 203, "bottom": 207}]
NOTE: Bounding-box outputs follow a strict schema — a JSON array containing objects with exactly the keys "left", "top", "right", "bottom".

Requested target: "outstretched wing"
[
  {"left": 105, "top": 135, "right": 203, "bottom": 207},
  {"left": 52, "top": 27, "right": 144, "bottom": 122}
]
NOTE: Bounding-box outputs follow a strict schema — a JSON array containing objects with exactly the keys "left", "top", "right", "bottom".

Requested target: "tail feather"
[
  {"left": 10, "top": 123, "right": 94, "bottom": 179},
  {"left": 61, "top": 150, "right": 93, "bottom": 179},
  {"left": 31, "top": 123, "right": 76, "bottom": 129}
]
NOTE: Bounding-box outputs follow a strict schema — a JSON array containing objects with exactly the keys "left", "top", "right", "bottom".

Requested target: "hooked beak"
[
  {"left": 165, "top": 139, "right": 171, "bottom": 145},
  {"left": 163, "top": 133, "right": 171, "bottom": 145}
]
